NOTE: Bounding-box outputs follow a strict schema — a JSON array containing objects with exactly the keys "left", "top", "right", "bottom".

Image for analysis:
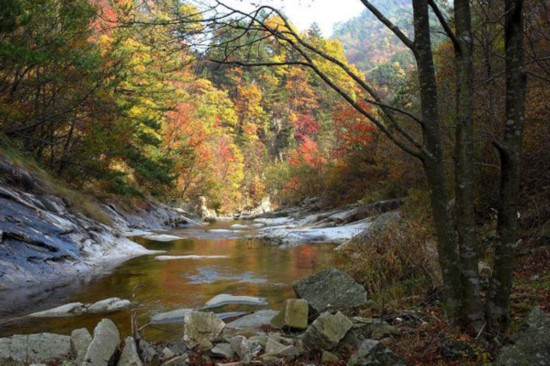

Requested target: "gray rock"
[
  {"left": 347, "top": 339, "right": 405, "bottom": 366},
  {"left": 351, "top": 317, "right": 400, "bottom": 340},
  {"left": 303, "top": 311, "right": 353, "bottom": 351},
  {"left": 29, "top": 302, "right": 86, "bottom": 317},
  {"left": 183, "top": 312, "right": 225, "bottom": 350},
  {"left": 151, "top": 309, "right": 193, "bottom": 324},
  {"left": 140, "top": 341, "right": 160, "bottom": 366},
  {"left": 496, "top": 307, "right": 550, "bottom": 366},
  {"left": 203, "top": 294, "right": 268, "bottom": 309},
  {"left": 0, "top": 333, "right": 71, "bottom": 365},
  {"left": 87, "top": 298, "right": 131, "bottom": 313},
  {"left": 271, "top": 299, "right": 308, "bottom": 330},
  {"left": 71, "top": 328, "right": 92, "bottom": 365},
  {"left": 118, "top": 337, "right": 143, "bottom": 366},
  {"left": 225, "top": 310, "right": 278, "bottom": 330},
  {"left": 162, "top": 347, "right": 175, "bottom": 360},
  {"left": 322, "top": 351, "right": 340, "bottom": 362},
  {"left": 83, "top": 318, "right": 120, "bottom": 366},
  {"left": 211, "top": 343, "right": 235, "bottom": 358},
  {"left": 163, "top": 354, "right": 189, "bottom": 366},
  {"left": 230, "top": 335, "right": 261, "bottom": 364},
  {"left": 293, "top": 269, "right": 367, "bottom": 315},
  {"left": 264, "top": 337, "right": 300, "bottom": 358}
]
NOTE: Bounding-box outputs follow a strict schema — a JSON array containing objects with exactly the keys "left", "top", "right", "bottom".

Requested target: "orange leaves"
[
  {"left": 333, "top": 101, "right": 376, "bottom": 157},
  {"left": 289, "top": 136, "right": 326, "bottom": 169}
]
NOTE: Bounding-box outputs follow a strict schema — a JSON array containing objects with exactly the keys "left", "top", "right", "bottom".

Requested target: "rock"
[
  {"left": 29, "top": 302, "right": 86, "bottom": 317},
  {"left": 203, "top": 294, "right": 268, "bottom": 309},
  {"left": 322, "top": 351, "right": 340, "bottom": 362},
  {"left": 141, "top": 341, "right": 160, "bottom": 366},
  {"left": 163, "top": 354, "right": 189, "bottom": 366},
  {"left": 347, "top": 339, "right": 406, "bottom": 366},
  {"left": 302, "top": 311, "right": 353, "bottom": 351},
  {"left": 335, "top": 211, "right": 402, "bottom": 252},
  {"left": 82, "top": 318, "right": 120, "bottom": 366},
  {"left": 87, "top": 297, "right": 131, "bottom": 313},
  {"left": 0, "top": 333, "right": 71, "bottom": 365},
  {"left": 225, "top": 310, "right": 278, "bottom": 330},
  {"left": 183, "top": 312, "right": 225, "bottom": 350},
  {"left": 351, "top": 317, "right": 400, "bottom": 340},
  {"left": 496, "top": 307, "right": 550, "bottom": 366},
  {"left": 118, "top": 337, "right": 143, "bottom": 366},
  {"left": 264, "top": 337, "right": 300, "bottom": 358},
  {"left": 71, "top": 328, "right": 92, "bottom": 365},
  {"left": 211, "top": 343, "right": 235, "bottom": 358},
  {"left": 293, "top": 269, "right": 367, "bottom": 315},
  {"left": 151, "top": 309, "right": 193, "bottom": 324},
  {"left": 162, "top": 347, "right": 176, "bottom": 360},
  {"left": 229, "top": 336, "right": 261, "bottom": 364},
  {"left": 271, "top": 299, "right": 308, "bottom": 330}
]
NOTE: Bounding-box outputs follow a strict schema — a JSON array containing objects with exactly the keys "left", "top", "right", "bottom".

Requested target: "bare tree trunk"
[
  {"left": 454, "top": 0, "right": 484, "bottom": 331},
  {"left": 487, "top": 0, "right": 526, "bottom": 332},
  {"left": 412, "top": 0, "right": 463, "bottom": 323}
]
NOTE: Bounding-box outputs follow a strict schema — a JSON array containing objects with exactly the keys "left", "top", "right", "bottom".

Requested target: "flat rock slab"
[
  {"left": 142, "top": 234, "right": 183, "bottom": 242},
  {"left": 29, "top": 297, "right": 131, "bottom": 318},
  {"left": 151, "top": 309, "right": 194, "bottom": 324},
  {"left": 29, "top": 302, "right": 86, "bottom": 317},
  {"left": 156, "top": 255, "right": 229, "bottom": 261},
  {"left": 0, "top": 333, "right": 71, "bottom": 365},
  {"left": 203, "top": 294, "right": 268, "bottom": 309},
  {"left": 293, "top": 268, "right": 367, "bottom": 315},
  {"left": 225, "top": 310, "right": 278, "bottom": 329}
]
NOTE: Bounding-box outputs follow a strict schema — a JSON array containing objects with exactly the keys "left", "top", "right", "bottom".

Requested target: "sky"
[{"left": 210, "top": 0, "right": 366, "bottom": 37}]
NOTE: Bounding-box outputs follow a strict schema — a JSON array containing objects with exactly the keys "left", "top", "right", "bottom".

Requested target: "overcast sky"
[{"left": 208, "top": 0, "right": 366, "bottom": 37}]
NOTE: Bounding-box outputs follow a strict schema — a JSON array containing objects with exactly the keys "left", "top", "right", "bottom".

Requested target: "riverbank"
[{"left": 0, "top": 159, "right": 200, "bottom": 292}]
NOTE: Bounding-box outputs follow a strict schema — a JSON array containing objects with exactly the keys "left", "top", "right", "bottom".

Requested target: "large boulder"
[
  {"left": 82, "top": 318, "right": 121, "bottom": 366},
  {"left": 183, "top": 311, "right": 225, "bottom": 350},
  {"left": 271, "top": 299, "right": 309, "bottom": 330},
  {"left": 0, "top": 333, "right": 71, "bottom": 365},
  {"left": 302, "top": 311, "right": 353, "bottom": 351},
  {"left": 347, "top": 339, "right": 406, "bottom": 366},
  {"left": 496, "top": 307, "right": 550, "bottom": 366},
  {"left": 293, "top": 268, "right": 368, "bottom": 315}
]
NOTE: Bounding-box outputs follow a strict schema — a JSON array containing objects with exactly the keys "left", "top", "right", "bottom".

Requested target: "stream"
[{"left": 0, "top": 220, "right": 337, "bottom": 341}]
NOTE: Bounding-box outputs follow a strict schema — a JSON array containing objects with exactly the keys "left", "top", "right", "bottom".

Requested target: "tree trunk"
[
  {"left": 453, "top": 0, "right": 484, "bottom": 331},
  {"left": 487, "top": 0, "right": 526, "bottom": 332},
  {"left": 412, "top": 0, "right": 463, "bottom": 323}
]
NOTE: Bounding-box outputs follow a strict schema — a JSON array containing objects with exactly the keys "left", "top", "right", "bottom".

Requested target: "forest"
[{"left": 0, "top": 0, "right": 549, "bottom": 365}]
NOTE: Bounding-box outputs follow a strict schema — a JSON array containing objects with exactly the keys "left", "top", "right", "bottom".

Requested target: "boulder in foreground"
[{"left": 293, "top": 268, "right": 368, "bottom": 315}]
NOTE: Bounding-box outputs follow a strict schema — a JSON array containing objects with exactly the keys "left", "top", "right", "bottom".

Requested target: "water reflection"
[{"left": 0, "top": 221, "right": 335, "bottom": 341}]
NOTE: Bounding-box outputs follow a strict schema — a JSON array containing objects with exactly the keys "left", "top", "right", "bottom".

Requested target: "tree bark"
[
  {"left": 487, "top": 0, "right": 526, "bottom": 332},
  {"left": 412, "top": 0, "right": 463, "bottom": 323},
  {"left": 453, "top": 0, "right": 484, "bottom": 331}
]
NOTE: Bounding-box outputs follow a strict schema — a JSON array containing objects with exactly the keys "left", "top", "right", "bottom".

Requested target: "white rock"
[
  {"left": 203, "top": 294, "right": 268, "bottom": 309},
  {"left": 29, "top": 302, "right": 86, "bottom": 317}
]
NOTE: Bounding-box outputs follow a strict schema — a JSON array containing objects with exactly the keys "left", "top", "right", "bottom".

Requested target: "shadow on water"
[{"left": 0, "top": 221, "right": 336, "bottom": 341}]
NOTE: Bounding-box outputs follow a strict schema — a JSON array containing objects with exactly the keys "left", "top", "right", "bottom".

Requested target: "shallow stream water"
[{"left": 0, "top": 221, "right": 336, "bottom": 341}]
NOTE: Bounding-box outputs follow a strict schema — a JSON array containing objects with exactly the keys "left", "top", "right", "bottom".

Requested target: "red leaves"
[{"left": 333, "top": 102, "right": 376, "bottom": 157}]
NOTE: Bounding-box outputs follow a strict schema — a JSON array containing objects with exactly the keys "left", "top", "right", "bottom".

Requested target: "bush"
[{"left": 336, "top": 190, "right": 441, "bottom": 309}]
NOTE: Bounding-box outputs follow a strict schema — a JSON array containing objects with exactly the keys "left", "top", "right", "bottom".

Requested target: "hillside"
[{"left": 332, "top": 0, "right": 414, "bottom": 79}]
